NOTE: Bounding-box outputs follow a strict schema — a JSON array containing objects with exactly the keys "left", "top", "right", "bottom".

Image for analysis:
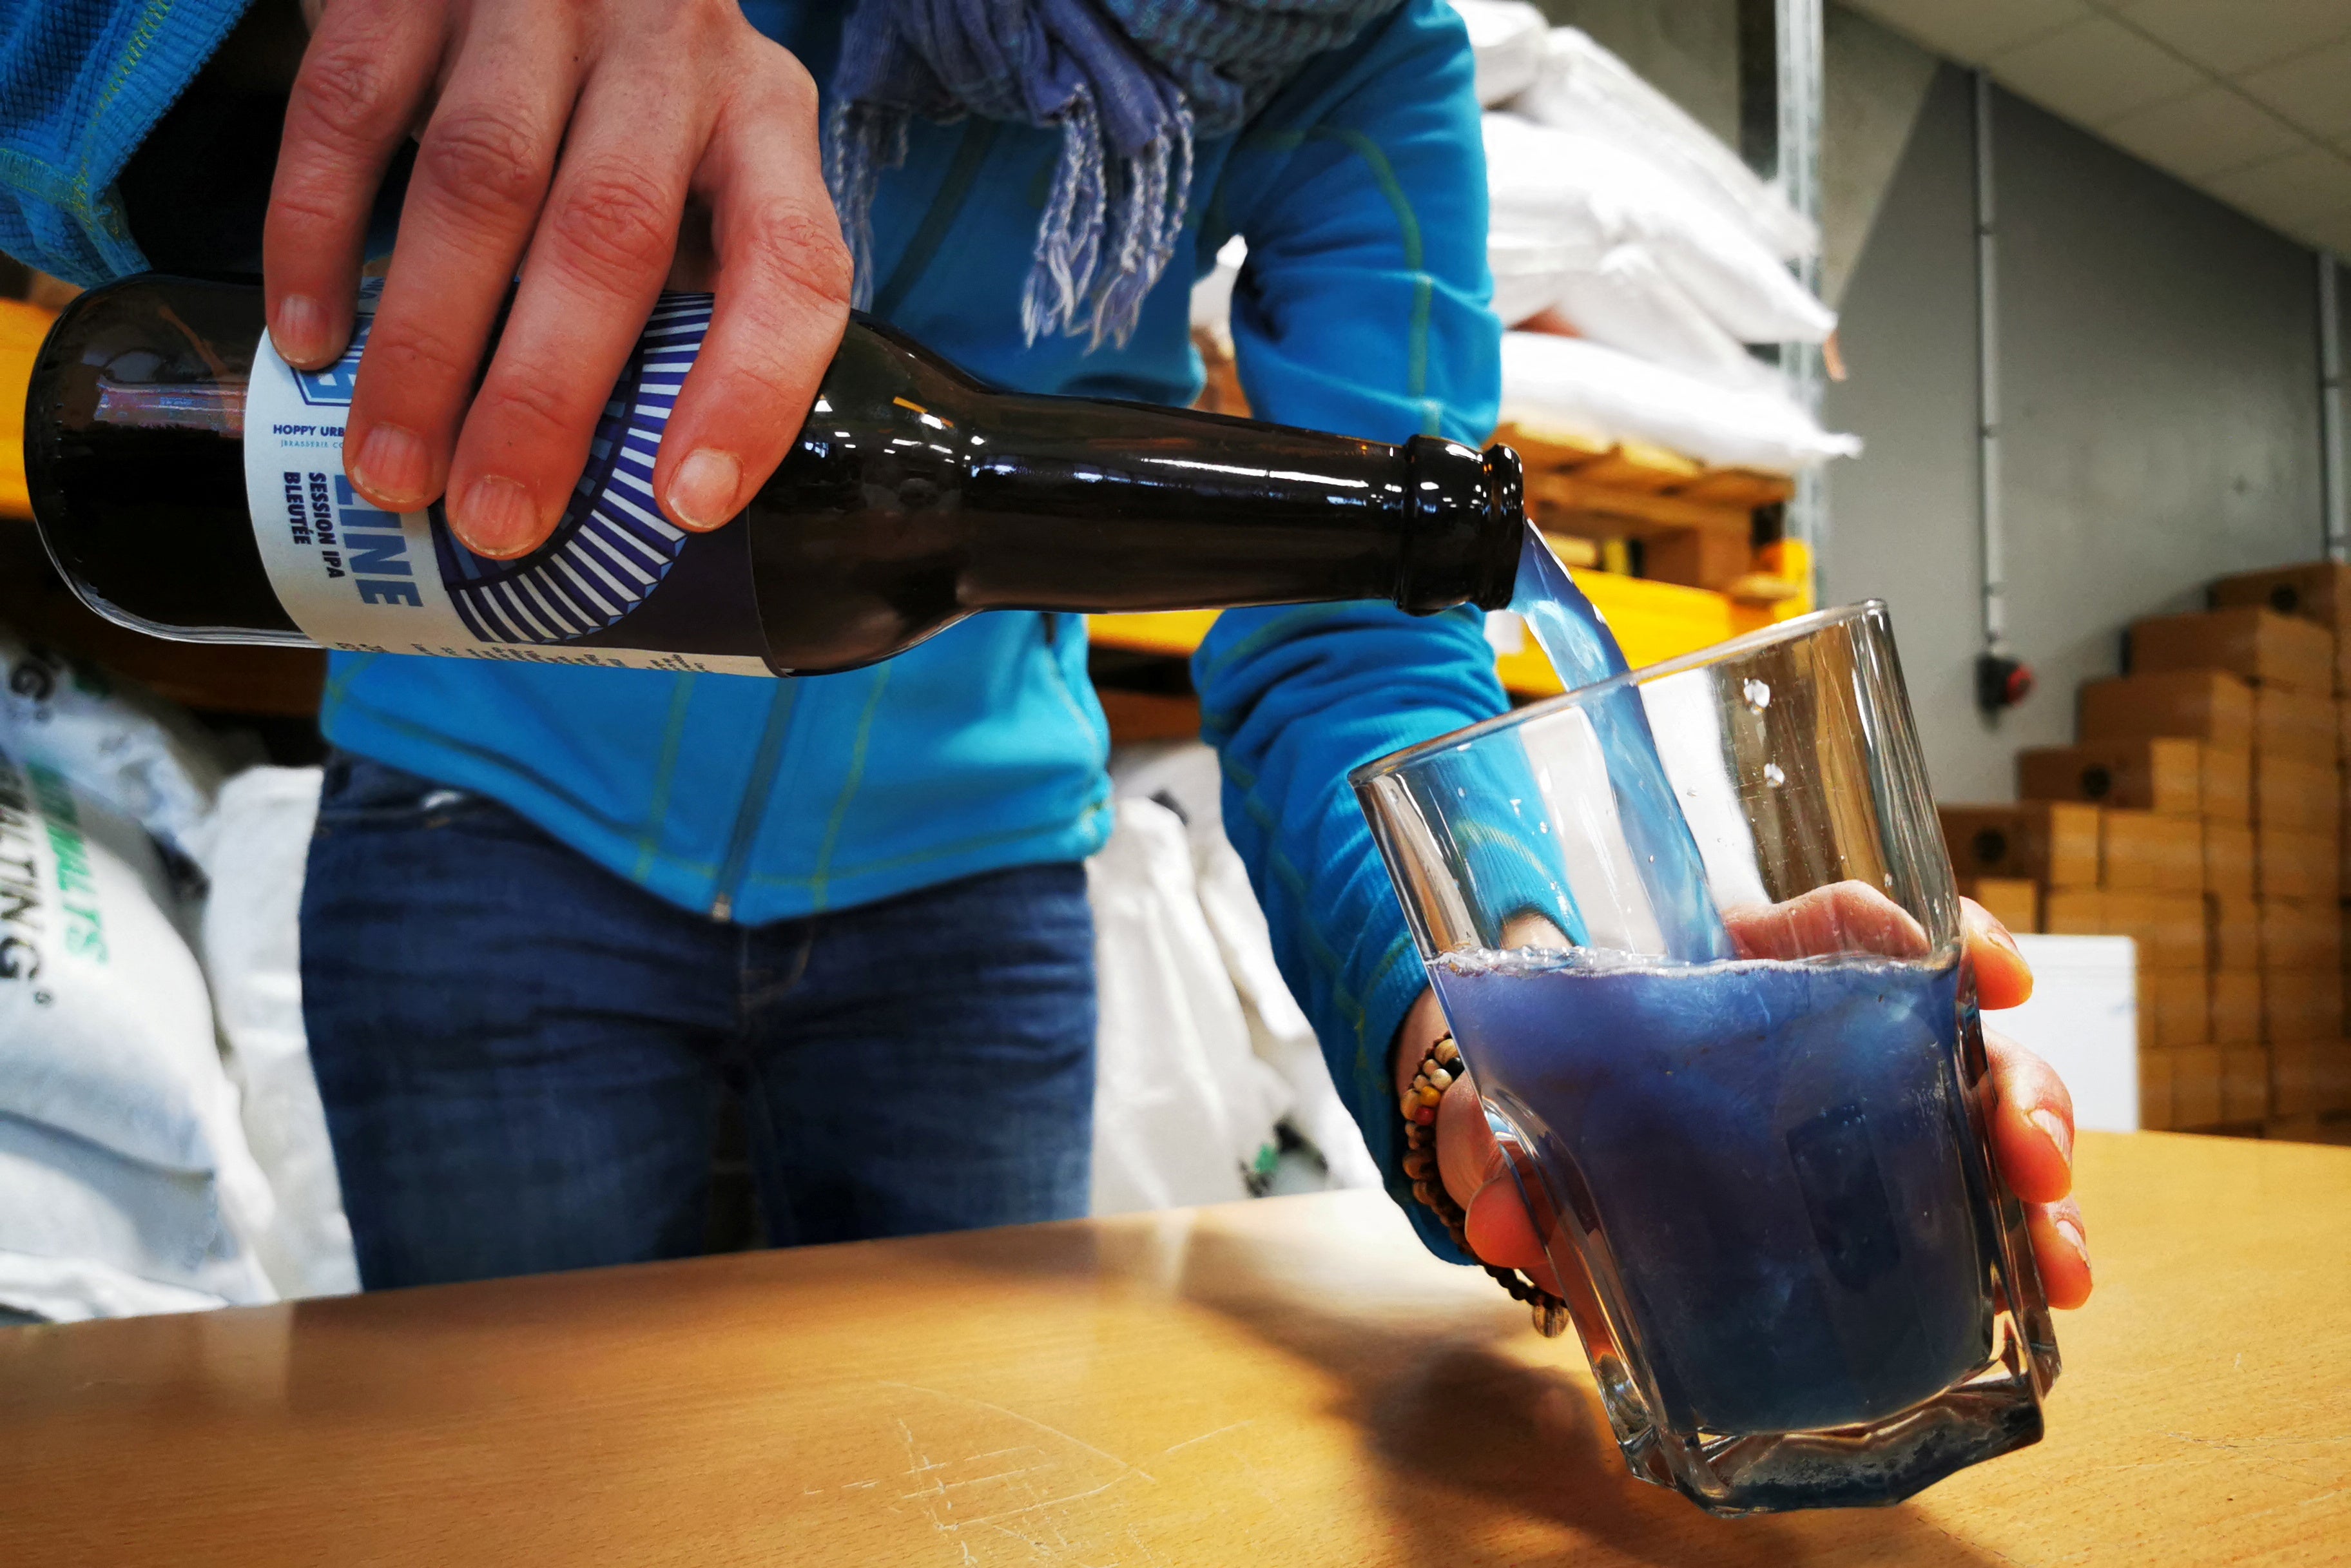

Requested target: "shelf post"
[{"left": 1740, "top": 0, "right": 1828, "bottom": 599}]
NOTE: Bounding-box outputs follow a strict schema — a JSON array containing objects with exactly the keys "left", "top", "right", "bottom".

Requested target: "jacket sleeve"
[
  {"left": 0, "top": 0, "right": 248, "bottom": 283},
  {"left": 1192, "top": 0, "right": 1509, "bottom": 1264}
]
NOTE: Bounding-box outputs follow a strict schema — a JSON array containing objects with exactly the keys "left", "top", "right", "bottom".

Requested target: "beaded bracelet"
[{"left": 1401, "top": 1034, "right": 1572, "bottom": 1338}]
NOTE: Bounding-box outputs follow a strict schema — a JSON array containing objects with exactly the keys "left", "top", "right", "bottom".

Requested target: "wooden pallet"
[{"left": 1495, "top": 419, "right": 1799, "bottom": 600}]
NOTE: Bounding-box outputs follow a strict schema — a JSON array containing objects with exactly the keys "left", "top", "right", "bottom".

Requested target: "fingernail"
[
  {"left": 454, "top": 475, "right": 541, "bottom": 559},
  {"left": 666, "top": 449, "right": 741, "bottom": 530},
  {"left": 2054, "top": 1215, "right": 2090, "bottom": 1273},
  {"left": 273, "top": 293, "right": 329, "bottom": 367},
  {"left": 350, "top": 423, "right": 432, "bottom": 509},
  {"left": 1986, "top": 921, "right": 2023, "bottom": 959},
  {"left": 2030, "top": 1107, "right": 2073, "bottom": 1168}
]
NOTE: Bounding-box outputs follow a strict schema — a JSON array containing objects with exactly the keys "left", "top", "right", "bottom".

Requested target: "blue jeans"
[{"left": 301, "top": 753, "right": 1097, "bottom": 1290}]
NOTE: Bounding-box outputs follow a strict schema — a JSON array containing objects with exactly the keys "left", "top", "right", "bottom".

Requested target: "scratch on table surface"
[
  {"left": 877, "top": 1381, "right": 1160, "bottom": 1486},
  {"left": 1159, "top": 1420, "right": 1253, "bottom": 1457},
  {"left": 933, "top": 1464, "right": 1052, "bottom": 1492},
  {"left": 894, "top": 1417, "right": 954, "bottom": 1533},
  {"left": 876, "top": 1382, "right": 1174, "bottom": 1561},
  {"left": 947, "top": 1475, "right": 1140, "bottom": 1530},
  {"left": 900, "top": 1455, "right": 1043, "bottom": 1500}
]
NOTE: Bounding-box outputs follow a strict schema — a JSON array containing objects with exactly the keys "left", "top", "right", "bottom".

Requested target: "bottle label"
[{"left": 242, "top": 286, "right": 773, "bottom": 677}]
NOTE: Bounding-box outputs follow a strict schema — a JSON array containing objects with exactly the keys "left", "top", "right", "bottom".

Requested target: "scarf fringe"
[
  {"left": 1020, "top": 96, "right": 1194, "bottom": 351},
  {"left": 826, "top": 101, "right": 912, "bottom": 313},
  {"left": 825, "top": 0, "right": 1398, "bottom": 353},
  {"left": 829, "top": 92, "right": 1193, "bottom": 352},
  {"left": 1081, "top": 100, "right": 1194, "bottom": 350},
  {"left": 1021, "top": 101, "right": 1109, "bottom": 345}
]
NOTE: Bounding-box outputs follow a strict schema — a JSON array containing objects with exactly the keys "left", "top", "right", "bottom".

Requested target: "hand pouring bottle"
[{"left": 24, "top": 275, "right": 1524, "bottom": 678}]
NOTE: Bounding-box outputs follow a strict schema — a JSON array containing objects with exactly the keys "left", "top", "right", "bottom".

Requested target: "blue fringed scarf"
[{"left": 826, "top": 0, "right": 1406, "bottom": 348}]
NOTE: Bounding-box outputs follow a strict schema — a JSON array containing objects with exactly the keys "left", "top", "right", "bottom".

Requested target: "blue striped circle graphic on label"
[{"left": 431, "top": 294, "right": 711, "bottom": 645}]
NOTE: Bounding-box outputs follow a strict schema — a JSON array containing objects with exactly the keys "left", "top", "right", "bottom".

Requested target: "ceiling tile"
[
  {"left": 2238, "top": 39, "right": 2351, "bottom": 143},
  {"left": 1839, "top": 0, "right": 2091, "bottom": 66},
  {"left": 2104, "top": 0, "right": 2351, "bottom": 77},
  {"left": 1990, "top": 15, "right": 2207, "bottom": 125},
  {"left": 2205, "top": 144, "right": 2351, "bottom": 231},
  {"left": 2100, "top": 84, "right": 2307, "bottom": 179}
]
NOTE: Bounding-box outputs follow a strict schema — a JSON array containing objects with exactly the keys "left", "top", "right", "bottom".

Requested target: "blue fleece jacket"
[{"left": 1, "top": 0, "right": 1512, "bottom": 1259}]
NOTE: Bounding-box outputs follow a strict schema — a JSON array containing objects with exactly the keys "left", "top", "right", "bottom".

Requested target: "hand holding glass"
[{"left": 1354, "top": 603, "right": 2060, "bottom": 1515}]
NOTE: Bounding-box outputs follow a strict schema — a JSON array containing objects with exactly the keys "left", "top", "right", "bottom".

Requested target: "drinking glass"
[{"left": 1351, "top": 601, "right": 2058, "bottom": 1515}]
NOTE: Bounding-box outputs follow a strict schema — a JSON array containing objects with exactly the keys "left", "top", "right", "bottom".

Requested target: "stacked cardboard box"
[
  {"left": 2069, "top": 601, "right": 2343, "bottom": 1130},
  {"left": 2094, "top": 608, "right": 2332, "bottom": 1125},
  {"left": 2211, "top": 565, "right": 2351, "bottom": 1133},
  {"left": 2002, "top": 735, "right": 2232, "bottom": 1130},
  {"left": 1939, "top": 574, "right": 2351, "bottom": 1141},
  {"left": 1941, "top": 800, "right": 2098, "bottom": 927}
]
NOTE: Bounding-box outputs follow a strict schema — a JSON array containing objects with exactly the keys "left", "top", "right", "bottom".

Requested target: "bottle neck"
[
  {"left": 954, "top": 394, "right": 1405, "bottom": 613},
  {"left": 958, "top": 405, "right": 1522, "bottom": 619},
  {"left": 752, "top": 315, "right": 1529, "bottom": 670}
]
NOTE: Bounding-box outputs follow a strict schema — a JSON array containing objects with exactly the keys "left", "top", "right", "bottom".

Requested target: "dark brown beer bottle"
[{"left": 23, "top": 274, "right": 1524, "bottom": 678}]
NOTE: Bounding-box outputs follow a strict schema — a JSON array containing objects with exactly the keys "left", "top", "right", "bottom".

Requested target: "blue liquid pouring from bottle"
[{"left": 1507, "top": 527, "right": 1732, "bottom": 960}]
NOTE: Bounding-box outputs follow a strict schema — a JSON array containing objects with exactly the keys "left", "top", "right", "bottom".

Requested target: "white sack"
[
  {"left": 0, "top": 1114, "right": 272, "bottom": 1320},
  {"left": 1087, "top": 798, "right": 1290, "bottom": 1214},
  {"left": 1106, "top": 743, "right": 1380, "bottom": 1192},
  {"left": 1451, "top": 0, "right": 1547, "bottom": 107},
  {"left": 0, "top": 745, "right": 276, "bottom": 1319},
  {"left": 201, "top": 766, "right": 356, "bottom": 1300},
  {"left": 1482, "top": 113, "right": 1835, "bottom": 345},
  {"left": 0, "top": 1248, "right": 235, "bottom": 1324},
  {"left": 1547, "top": 245, "right": 1779, "bottom": 389},
  {"left": 1518, "top": 26, "right": 1819, "bottom": 264},
  {"left": 1190, "top": 836, "right": 1382, "bottom": 1193},
  {"left": 0, "top": 747, "right": 268, "bottom": 1201},
  {"left": 1484, "top": 113, "right": 1612, "bottom": 262},
  {"left": 1487, "top": 231, "right": 1580, "bottom": 327},
  {"left": 0, "top": 628, "right": 227, "bottom": 869},
  {"left": 1501, "top": 330, "right": 1861, "bottom": 473}
]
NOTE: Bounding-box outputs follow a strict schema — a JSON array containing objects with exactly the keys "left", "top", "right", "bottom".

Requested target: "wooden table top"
[{"left": 5, "top": 1130, "right": 2346, "bottom": 1566}]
